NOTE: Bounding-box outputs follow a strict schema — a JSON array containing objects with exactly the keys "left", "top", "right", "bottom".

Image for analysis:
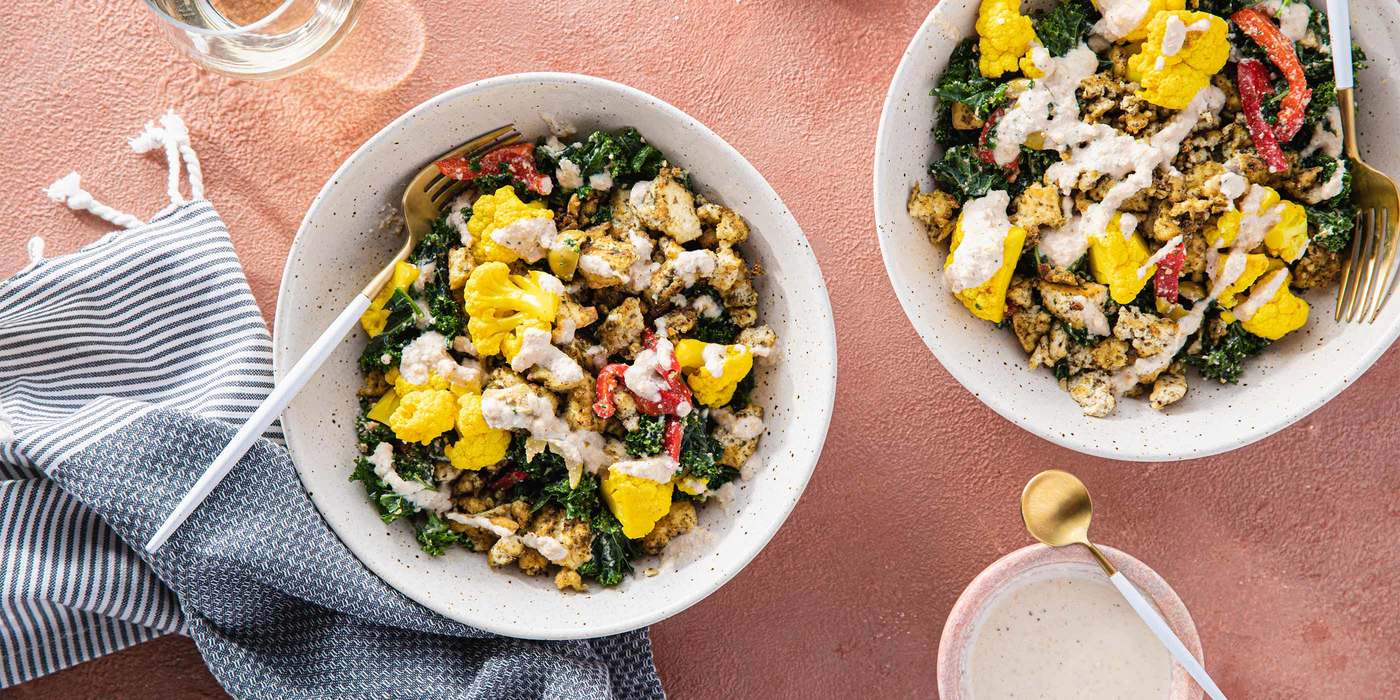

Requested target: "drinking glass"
[{"left": 143, "top": 0, "right": 364, "bottom": 80}]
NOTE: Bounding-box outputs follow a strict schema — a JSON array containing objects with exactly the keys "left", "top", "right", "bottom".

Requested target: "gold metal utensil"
[
  {"left": 1020, "top": 469, "right": 1117, "bottom": 576},
  {"left": 146, "top": 123, "right": 520, "bottom": 553},
  {"left": 361, "top": 123, "right": 522, "bottom": 299},
  {"left": 1328, "top": 1, "right": 1400, "bottom": 323},
  {"left": 1020, "top": 470, "right": 1228, "bottom": 700}
]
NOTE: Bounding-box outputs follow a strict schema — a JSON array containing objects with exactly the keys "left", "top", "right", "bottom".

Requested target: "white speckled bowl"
[
  {"left": 272, "top": 73, "right": 836, "bottom": 639},
  {"left": 874, "top": 1, "right": 1400, "bottom": 460},
  {"left": 938, "top": 544, "right": 1204, "bottom": 700}
]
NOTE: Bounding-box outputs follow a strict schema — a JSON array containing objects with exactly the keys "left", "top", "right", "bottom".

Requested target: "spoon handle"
[{"left": 1109, "top": 572, "right": 1227, "bottom": 700}]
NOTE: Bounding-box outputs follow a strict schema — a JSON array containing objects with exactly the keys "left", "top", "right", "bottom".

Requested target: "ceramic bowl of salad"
[
  {"left": 272, "top": 73, "right": 836, "bottom": 639},
  {"left": 875, "top": 0, "right": 1400, "bottom": 460}
]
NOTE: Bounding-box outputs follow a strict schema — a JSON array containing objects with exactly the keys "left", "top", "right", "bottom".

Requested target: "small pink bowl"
[{"left": 938, "top": 544, "right": 1204, "bottom": 700}]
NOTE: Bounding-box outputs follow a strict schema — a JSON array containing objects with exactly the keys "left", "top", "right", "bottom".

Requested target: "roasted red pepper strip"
[
  {"left": 436, "top": 142, "right": 553, "bottom": 195},
  {"left": 1235, "top": 59, "right": 1290, "bottom": 174},
  {"left": 593, "top": 364, "right": 628, "bottom": 418},
  {"left": 663, "top": 416, "right": 684, "bottom": 461},
  {"left": 490, "top": 469, "right": 530, "bottom": 491},
  {"left": 1232, "top": 7, "right": 1312, "bottom": 142},
  {"left": 976, "top": 108, "right": 1020, "bottom": 181},
  {"left": 591, "top": 333, "right": 694, "bottom": 418},
  {"left": 1152, "top": 243, "right": 1186, "bottom": 304},
  {"left": 635, "top": 330, "right": 694, "bottom": 416}
]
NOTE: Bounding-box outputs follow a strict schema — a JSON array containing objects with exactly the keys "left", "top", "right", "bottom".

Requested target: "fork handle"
[
  {"left": 144, "top": 293, "right": 372, "bottom": 553},
  {"left": 1327, "top": 0, "right": 1353, "bottom": 90}
]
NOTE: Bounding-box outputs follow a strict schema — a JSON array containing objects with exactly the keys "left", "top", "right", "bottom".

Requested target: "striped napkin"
[{"left": 0, "top": 112, "right": 663, "bottom": 699}]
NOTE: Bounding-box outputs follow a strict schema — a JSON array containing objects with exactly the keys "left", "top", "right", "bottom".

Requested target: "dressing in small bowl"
[{"left": 939, "top": 545, "right": 1203, "bottom": 700}]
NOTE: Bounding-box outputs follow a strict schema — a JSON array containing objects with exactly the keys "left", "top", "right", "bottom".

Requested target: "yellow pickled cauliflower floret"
[
  {"left": 387, "top": 389, "right": 458, "bottom": 445},
  {"left": 976, "top": 0, "right": 1038, "bottom": 78},
  {"left": 674, "top": 340, "right": 754, "bottom": 407},
  {"left": 676, "top": 478, "right": 708, "bottom": 496},
  {"left": 1214, "top": 253, "right": 1271, "bottom": 308},
  {"left": 443, "top": 392, "right": 510, "bottom": 470},
  {"left": 601, "top": 471, "right": 674, "bottom": 539},
  {"left": 1210, "top": 185, "right": 1310, "bottom": 262},
  {"left": 1223, "top": 270, "right": 1310, "bottom": 340},
  {"left": 467, "top": 186, "right": 553, "bottom": 264},
  {"left": 1263, "top": 201, "right": 1310, "bottom": 263},
  {"left": 386, "top": 368, "right": 476, "bottom": 397},
  {"left": 1127, "top": 11, "right": 1229, "bottom": 109},
  {"left": 462, "top": 262, "right": 559, "bottom": 357},
  {"left": 366, "top": 390, "right": 399, "bottom": 425},
  {"left": 1089, "top": 214, "right": 1154, "bottom": 304},
  {"left": 1094, "top": 0, "right": 1185, "bottom": 43},
  {"left": 359, "top": 261, "right": 420, "bottom": 336},
  {"left": 946, "top": 213, "right": 1028, "bottom": 323}
]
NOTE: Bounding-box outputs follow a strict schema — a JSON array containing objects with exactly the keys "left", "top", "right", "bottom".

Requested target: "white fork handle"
[
  {"left": 144, "top": 293, "right": 372, "bottom": 553},
  {"left": 1109, "top": 572, "right": 1228, "bottom": 700},
  {"left": 1327, "top": 0, "right": 1353, "bottom": 90}
]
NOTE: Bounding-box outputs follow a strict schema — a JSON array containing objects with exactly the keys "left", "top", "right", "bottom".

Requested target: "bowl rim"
[
  {"left": 271, "top": 71, "right": 838, "bottom": 638},
  {"left": 872, "top": 1, "right": 1400, "bottom": 462},
  {"left": 936, "top": 543, "right": 1204, "bottom": 700}
]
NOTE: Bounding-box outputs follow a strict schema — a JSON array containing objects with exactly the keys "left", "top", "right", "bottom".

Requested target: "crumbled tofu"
[
  {"left": 908, "top": 183, "right": 960, "bottom": 243},
  {"left": 1067, "top": 371, "right": 1116, "bottom": 418},
  {"left": 1113, "top": 306, "right": 1178, "bottom": 358},
  {"left": 1149, "top": 365, "right": 1188, "bottom": 410},
  {"left": 640, "top": 500, "right": 698, "bottom": 555},
  {"left": 714, "top": 405, "right": 763, "bottom": 468},
  {"left": 1011, "top": 183, "right": 1066, "bottom": 235},
  {"left": 600, "top": 297, "right": 646, "bottom": 359},
  {"left": 630, "top": 166, "right": 702, "bottom": 243}
]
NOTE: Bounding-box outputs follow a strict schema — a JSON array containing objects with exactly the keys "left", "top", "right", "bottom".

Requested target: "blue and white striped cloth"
[{"left": 0, "top": 122, "right": 663, "bottom": 698}]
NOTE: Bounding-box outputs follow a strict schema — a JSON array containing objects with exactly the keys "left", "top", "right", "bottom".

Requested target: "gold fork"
[
  {"left": 1328, "top": 1, "right": 1400, "bottom": 322},
  {"left": 362, "top": 123, "right": 522, "bottom": 298},
  {"left": 146, "top": 123, "right": 521, "bottom": 553}
]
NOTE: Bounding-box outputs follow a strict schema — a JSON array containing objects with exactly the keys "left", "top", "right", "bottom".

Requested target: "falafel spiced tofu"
[
  {"left": 909, "top": 0, "right": 1362, "bottom": 417},
  {"left": 352, "top": 120, "right": 775, "bottom": 590}
]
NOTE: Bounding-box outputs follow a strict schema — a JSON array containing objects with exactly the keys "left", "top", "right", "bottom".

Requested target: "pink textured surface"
[{"left": 3, "top": 1, "right": 1398, "bottom": 697}]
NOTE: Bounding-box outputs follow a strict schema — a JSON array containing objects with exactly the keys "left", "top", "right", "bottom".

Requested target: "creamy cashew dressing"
[
  {"left": 413, "top": 261, "right": 436, "bottom": 293},
  {"left": 1093, "top": 0, "right": 1152, "bottom": 42},
  {"left": 1069, "top": 295, "right": 1113, "bottom": 336},
  {"left": 625, "top": 335, "right": 679, "bottom": 402},
  {"left": 509, "top": 327, "right": 585, "bottom": 383},
  {"left": 368, "top": 443, "right": 452, "bottom": 513},
  {"left": 610, "top": 453, "right": 680, "bottom": 483},
  {"left": 555, "top": 158, "right": 584, "bottom": 190},
  {"left": 712, "top": 407, "right": 764, "bottom": 440},
  {"left": 578, "top": 253, "right": 627, "bottom": 282},
  {"left": 1160, "top": 16, "right": 1211, "bottom": 57},
  {"left": 480, "top": 387, "right": 614, "bottom": 473},
  {"left": 445, "top": 513, "right": 516, "bottom": 538},
  {"left": 1137, "top": 234, "right": 1183, "bottom": 278},
  {"left": 672, "top": 249, "right": 718, "bottom": 287},
  {"left": 628, "top": 231, "right": 659, "bottom": 291},
  {"left": 490, "top": 217, "right": 559, "bottom": 263},
  {"left": 399, "top": 331, "right": 482, "bottom": 387},
  {"left": 946, "top": 191, "right": 1017, "bottom": 292},
  {"left": 1262, "top": 0, "right": 1311, "bottom": 41},
  {"left": 519, "top": 533, "right": 569, "bottom": 563},
  {"left": 966, "top": 567, "right": 1173, "bottom": 699},
  {"left": 702, "top": 343, "right": 729, "bottom": 378},
  {"left": 1232, "top": 268, "right": 1289, "bottom": 321},
  {"left": 1304, "top": 160, "right": 1347, "bottom": 204},
  {"left": 993, "top": 45, "right": 1225, "bottom": 268},
  {"left": 1301, "top": 105, "right": 1343, "bottom": 159}
]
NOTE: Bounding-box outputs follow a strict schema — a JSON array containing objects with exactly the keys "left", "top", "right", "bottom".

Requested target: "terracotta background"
[{"left": 3, "top": 0, "right": 1398, "bottom": 697}]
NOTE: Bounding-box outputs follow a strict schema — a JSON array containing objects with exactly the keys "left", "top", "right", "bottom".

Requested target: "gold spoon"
[{"left": 1021, "top": 470, "right": 1228, "bottom": 700}]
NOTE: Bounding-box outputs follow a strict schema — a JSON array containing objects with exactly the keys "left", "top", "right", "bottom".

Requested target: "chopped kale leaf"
[
  {"left": 933, "top": 39, "right": 1012, "bottom": 122},
  {"left": 1033, "top": 0, "right": 1097, "bottom": 57},
  {"left": 1187, "top": 321, "right": 1270, "bottom": 383},
  {"left": 358, "top": 289, "right": 420, "bottom": 373},
  {"left": 624, "top": 414, "right": 667, "bottom": 457},
  {"left": 415, "top": 513, "right": 462, "bottom": 556}
]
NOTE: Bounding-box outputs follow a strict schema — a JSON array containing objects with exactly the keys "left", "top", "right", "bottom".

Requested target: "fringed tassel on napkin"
[{"left": 42, "top": 109, "right": 205, "bottom": 228}]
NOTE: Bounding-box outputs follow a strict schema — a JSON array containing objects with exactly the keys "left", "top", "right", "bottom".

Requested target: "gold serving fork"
[
  {"left": 146, "top": 123, "right": 520, "bottom": 553},
  {"left": 1328, "top": 1, "right": 1400, "bottom": 322}
]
